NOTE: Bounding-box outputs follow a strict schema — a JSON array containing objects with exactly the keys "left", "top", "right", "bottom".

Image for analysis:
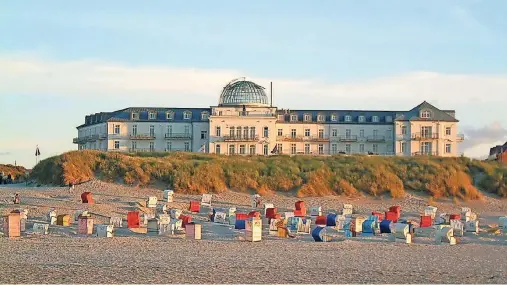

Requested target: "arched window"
[{"left": 420, "top": 110, "right": 431, "bottom": 119}]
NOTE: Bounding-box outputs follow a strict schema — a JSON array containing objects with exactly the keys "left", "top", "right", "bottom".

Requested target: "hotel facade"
[{"left": 74, "top": 79, "right": 464, "bottom": 157}]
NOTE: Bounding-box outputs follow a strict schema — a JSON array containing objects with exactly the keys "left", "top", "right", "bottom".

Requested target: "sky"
[{"left": 0, "top": 0, "right": 506, "bottom": 168}]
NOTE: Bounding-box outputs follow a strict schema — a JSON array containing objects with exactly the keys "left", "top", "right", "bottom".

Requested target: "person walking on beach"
[{"left": 13, "top": 193, "right": 20, "bottom": 204}]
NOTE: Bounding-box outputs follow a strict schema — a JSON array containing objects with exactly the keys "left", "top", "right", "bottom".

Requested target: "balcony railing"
[
  {"left": 338, "top": 135, "right": 358, "bottom": 142},
  {"left": 98, "top": 134, "right": 108, "bottom": 140},
  {"left": 109, "top": 133, "right": 126, "bottom": 139},
  {"left": 73, "top": 136, "right": 97, "bottom": 144},
  {"left": 212, "top": 111, "right": 275, "bottom": 118},
  {"left": 129, "top": 148, "right": 156, "bottom": 152},
  {"left": 165, "top": 133, "right": 192, "bottom": 140},
  {"left": 86, "top": 134, "right": 99, "bottom": 142},
  {"left": 278, "top": 135, "right": 329, "bottom": 142},
  {"left": 396, "top": 134, "right": 410, "bottom": 140},
  {"left": 366, "top": 135, "right": 386, "bottom": 142},
  {"left": 130, "top": 133, "right": 156, "bottom": 140},
  {"left": 279, "top": 135, "right": 303, "bottom": 142},
  {"left": 165, "top": 148, "right": 190, "bottom": 152},
  {"left": 457, "top": 134, "right": 465, "bottom": 142},
  {"left": 412, "top": 151, "right": 438, "bottom": 156},
  {"left": 219, "top": 135, "right": 259, "bottom": 142},
  {"left": 288, "top": 150, "right": 320, "bottom": 155},
  {"left": 411, "top": 133, "right": 439, "bottom": 140}
]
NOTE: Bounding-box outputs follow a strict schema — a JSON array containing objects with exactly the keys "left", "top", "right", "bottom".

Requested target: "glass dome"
[{"left": 218, "top": 79, "right": 269, "bottom": 106}]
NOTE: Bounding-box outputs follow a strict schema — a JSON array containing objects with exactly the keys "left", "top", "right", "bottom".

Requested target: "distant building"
[
  {"left": 74, "top": 78, "right": 465, "bottom": 157},
  {"left": 488, "top": 142, "right": 507, "bottom": 163}
]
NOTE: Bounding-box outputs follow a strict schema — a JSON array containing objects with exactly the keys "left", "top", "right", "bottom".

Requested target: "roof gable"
[{"left": 395, "top": 101, "right": 459, "bottom": 122}]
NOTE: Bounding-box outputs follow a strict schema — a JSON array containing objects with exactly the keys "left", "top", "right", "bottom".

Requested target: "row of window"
[
  {"left": 215, "top": 144, "right": 265, "bottom": 155},
  {"left": 114, "top": 141, "right": 192, "bottom": 152},
  {"left": 110, "top": 124, "right": 449, "bottom": 141},
  {"left": 216, "top": 126, "right": 269, "bottom": 138},
  {"left": 110, "top": 124, "right": 451, "bottom": 138},
  {"left": 216, "top": 143, "right": 390, "bottom": 155},
  {"left": 215, "top": 142, "right": 453, "bottom": 155},
  {"left": 131, "top": 111, "right": 210, "bottom": 121},
  {"left": 279, "top": 114, "right": 391, "bottom": 123},
  {"left": 280, "top": 128, "right": 390, "bottom": 138},
  {"left": 400, "top": 126, "right": 453, "bottom": 136},
  {"left": 100, "top": 140, "right": 452, "bottom": 155},
  {"left": 114, "top": 125, "right": 208, "bottom": 139},
  {"left": 399, "top": 142, "right": 452, "bottom": 154},
  {"left": 216, "top": 126, "right": 391, "bottom": 139}
]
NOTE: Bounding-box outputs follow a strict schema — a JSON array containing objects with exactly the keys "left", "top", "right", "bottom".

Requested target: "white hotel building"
[{"left": 74, "top": 79, "right": 464, "bottom": 157}]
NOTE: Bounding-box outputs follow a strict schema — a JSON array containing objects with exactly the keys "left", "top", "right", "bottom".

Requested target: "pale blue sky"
[{"left": 1, "top": 0, "right": 506, "bottom": 167}]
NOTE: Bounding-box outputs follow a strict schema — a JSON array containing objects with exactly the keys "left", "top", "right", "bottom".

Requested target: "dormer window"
[
  {"left": 201, "top": 112, "right": 209, "bottom": 120},
  {"left": 358, "top": 116, "right": 365, "bottom": 123},
  {"left": 304, "top": 113, "right": 312, "bottom": 122},
  {"left": 149, "top": 112, "right": 157, "bottom": 120},
  {"left": 131, "top": 112, "right": 139, "bottom": 120},
  {"left": 277, "top": 114, "right": 284, "bottom": 121},
  {"left": 345, "top": 115, "right": 352, "bottom": 122},
  {"left": 331, "top": 114, "right": 337, "bottom": 121},
  {"left": 166, "top": 111, "right": 174, "bottom": 120},
  {"left": 317, "top": 114, "right": 325, "bottom": 122},
  {"left": 420, "top": 110, "right": 431, "bottom": 119},
  {"left": 372, "top": 116, "right": 379, "bottom": 123},
  {"left": 290, "top": 114, "right": 298, "bottom": 122},
  {"left": 386, "top": 116, "right": 393, "bottom": 123},
  {"left": 183, "top": 111, "right": 192, "bottom": 120}
]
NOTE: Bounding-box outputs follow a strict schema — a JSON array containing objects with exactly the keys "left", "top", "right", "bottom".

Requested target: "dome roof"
[{"left": 219, "top": 79, "right": 269, "bottom": 106}]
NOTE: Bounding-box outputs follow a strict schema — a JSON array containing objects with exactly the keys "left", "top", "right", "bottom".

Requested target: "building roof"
[
  {"left": 77, "top": 107, "right": 212, "bottom": 129},
  {"left": 394, "top": 101, "right": 458, "bottom": 122},
  {"left": 77, "top": 101, "right": 459, "bottom": 128},
  {"left": 276, "top": 109, "right": 396, "bottom": 124},
  {"left": 275, "top": 101, "right": 458, "bottom": 124},
  {"left": 490, "top": 142, "right": 507, "bottom": 156},
  {"left": 218, "top": 79, "right": 270, "bottom": 107}
]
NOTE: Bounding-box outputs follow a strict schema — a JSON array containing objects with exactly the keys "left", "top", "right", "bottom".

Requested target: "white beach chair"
[
  {"left": 146, "top": 196, "right": 158, "bottom": 208},
  {"left": 201, "top": 194, "right": 212, "bottom": 207},
  {"left": 163, "top": 190, "right": 174, "bottom": 203},
  {"left": 309, "top": 206, "right": 322, "bottom": 217}
]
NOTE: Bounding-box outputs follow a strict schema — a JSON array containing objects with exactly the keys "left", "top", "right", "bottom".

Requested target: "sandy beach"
[{"left": 1, "top": 181, "right": 507, "bottom": 283}]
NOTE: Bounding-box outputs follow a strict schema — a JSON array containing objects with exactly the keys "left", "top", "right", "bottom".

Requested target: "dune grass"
[
  {"left": 0, "top": 164, "right": 29, "bottom": 181},
  {"left": 29, "top": 150, "right": 507, "bottom": 199}
]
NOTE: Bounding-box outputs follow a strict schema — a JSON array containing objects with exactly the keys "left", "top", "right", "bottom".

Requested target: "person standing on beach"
[{"left": 68, "top": 182, "right": 74, "bottom": 193}]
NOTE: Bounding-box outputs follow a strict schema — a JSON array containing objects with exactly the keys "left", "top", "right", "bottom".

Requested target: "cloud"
[
  {"left": 1, "top": 53, "right": 507, "bottom": 111},
  {"left": 461, "top": 122, "right": 507, "bottom": 156},
  {"left": 1, "top": 53, "right": 506, "bottom": 166}
]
